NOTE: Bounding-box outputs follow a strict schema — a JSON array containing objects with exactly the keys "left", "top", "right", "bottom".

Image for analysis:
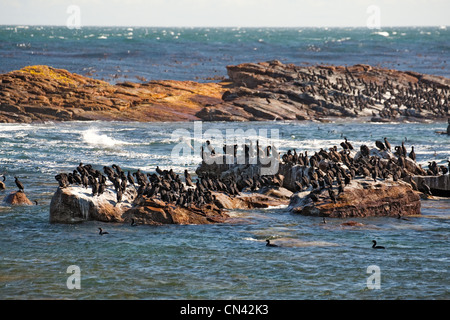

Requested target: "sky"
[{"left": 0, "top": 0, "right": 449, "bottom": 27}]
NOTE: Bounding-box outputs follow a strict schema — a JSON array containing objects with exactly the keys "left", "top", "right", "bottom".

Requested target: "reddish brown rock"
[
  {"left": 49, "top": 184, "right": 229, "bottom": 225},
  {"left": 288, "top": 179, "right": 421, "bottom": 218},
  {"left": 3, "top": 191, "right": 34, "bottom": 205},
  {"left": 123, "top": 196, "right": 228, "bottom": 225},
  {"left": 1, "top": 62, "right": 449, "bottom": 123}
]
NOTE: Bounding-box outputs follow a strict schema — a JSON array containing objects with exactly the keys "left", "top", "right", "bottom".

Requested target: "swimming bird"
[
  {"left": 14, "top": 177, "right": 24, "bottom": 192},
  {"left": 131, "top": 218, "right": 138, "bottom": 226},
  {"left": 266, "top": 239, "right": 278, "bottom": 247},
  {"left": 98, "top": 227, "right": 109, "bottom": 235},
  {"left": 372, "top": 240, "right": 385, "bottom": 249},
  {"left": 397, "top": 214, "right": 411, "bottom": 221}
]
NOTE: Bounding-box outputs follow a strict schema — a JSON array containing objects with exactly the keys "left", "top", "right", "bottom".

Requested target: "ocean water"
[
  {"left": 0, "top": 120, "right": 449, "bottom": 300},
  {"left": 0, "top": 26, "right": 449, "bottom": 83},
  {"left": 0, "top": 26, "right": 449, "bottom": 300}
]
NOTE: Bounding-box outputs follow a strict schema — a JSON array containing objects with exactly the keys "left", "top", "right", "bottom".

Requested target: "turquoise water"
[{"left": 0, "top": 120, "right": 449, "bottom": 299}]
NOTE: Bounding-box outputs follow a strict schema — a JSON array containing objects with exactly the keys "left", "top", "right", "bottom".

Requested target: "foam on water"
[{"left": 81, "top": 128, "right": 128, "bottom": 148}]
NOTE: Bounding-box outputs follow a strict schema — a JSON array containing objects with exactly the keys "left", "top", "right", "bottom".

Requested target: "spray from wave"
[{"left": 81, "top": 128, "right": 128, "bottom": 148}]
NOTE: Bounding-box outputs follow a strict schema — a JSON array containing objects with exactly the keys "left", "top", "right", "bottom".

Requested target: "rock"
[
  {"left": 1, "top": 63, "right": 448, "bottom": 123},
  {"left": 49, "top": 184, "right": 229, "bottom": 225},
  {"left": 49, "top": 185, "right": 136, "bottom": 223},
  {"left": 212, "top": 190, "right": 289, "bottom": 210},
  {"left": 288, "top": 178, "right": 421, "bottom": 218},
  {"left": 123, "top": 196, "right": 228, "bottom": 225},
  {"left": 3, "top": 191, "right": 34, "bottom": 205},
  {"left": 412, "top": 175, "right": 450, "bottom": 197}
]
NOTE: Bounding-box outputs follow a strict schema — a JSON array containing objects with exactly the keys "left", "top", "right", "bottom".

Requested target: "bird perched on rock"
[
  {"left": 375, "top": 140, "right": 386, "bottom": 151},
  {"left": 419, "top": 180, "right": 432, "bottom": 196},
  {"left": 383, "top": 137, "right": 391, "bottom": 151},
  {"left": 14, "top": 177, "right": 24, "bottom": 192},
  {"left": 408, "top": 146, "right": 416, "bottom": 162},
  {"left": 0, "top": 175, "right": 6, "bottom": 190}
]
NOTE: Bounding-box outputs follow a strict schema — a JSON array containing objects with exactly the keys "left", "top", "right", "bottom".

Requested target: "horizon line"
[{"left": 1, "top": 24, "right": 448, "bottom": 29}]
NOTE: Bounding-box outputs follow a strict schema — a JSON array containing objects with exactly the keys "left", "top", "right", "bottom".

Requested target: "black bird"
[
  {"left": 0, "top": 175, "right": 6, "bottom": 190},
  {"left": 156, "top": 166, "right": 164, "bottom": 175},
  {"left": 383, "top": 137, "right": 391, "bottom": 151},
  {"left": 419, "top": 180, "right": 432, "bottom": 196},
  {"left": 14, "top": 177, "right": 24, "bottom": 192},
  {"left": 408, "top": 146, "right": 416, "bottom": 162},
  {"left": 131, "top": 218, "right": 138, "bottom": 226},
  {"left": 372, "top": 240, "right": 385, "bottom": 249},
  {"left": 328, "top": 188, "right": 337, "bottom": 204},
  {"left": 98, "top": 227, "right": 109, "bottom": 235},
  {"left": 375, "top": 140, "right": 386, "bottom": 151},
  {"left": 344, "top": 137, "right": 354, "bottom": 150},
  {"left": 266, "top": 239, "right": 278, "bottom": 247}
]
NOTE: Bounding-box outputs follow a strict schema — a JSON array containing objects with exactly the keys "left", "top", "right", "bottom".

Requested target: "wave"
[
  {"left": 81, "top": 128, "right": 129, "bottom": 148},
  {"left": 372, "top": 31, "right": 390, "bottom": 37}
]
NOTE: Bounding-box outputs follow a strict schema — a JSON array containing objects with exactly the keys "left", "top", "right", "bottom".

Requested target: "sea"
[{"left": 0, "top": 26, "right": 449, "bottom": 301}]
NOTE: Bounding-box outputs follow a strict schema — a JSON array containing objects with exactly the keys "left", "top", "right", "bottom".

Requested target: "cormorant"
[
  {"left": 0, "top": 175, "right": 5, "bottom": 190},
  {"left": 383, "top": 137, "right": 391, "bottom": 151},
  {"left": 375, "top": 140, "right": 386, "bottom": 151},
  {"left": 14, "top": 177, "right": 24, "bottom": 192},
  {"left": 408, "top": 146, "right": 416, "bottom": 162},
  {"left": 372, "top": 240, "right": 385, "bottom": 249},
  {"left": 98, "top": 227, "right": 109, "bottom": 235},
  {"left": 419, "top": 180, "right": 432, "bottom": 196},
  {"left": 266, "top": 239, "right": 278, "bottom": 247}
]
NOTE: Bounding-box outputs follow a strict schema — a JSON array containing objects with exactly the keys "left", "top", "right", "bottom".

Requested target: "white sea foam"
[
  {"left": 81, "top": 128, "right": 128, "bottom": 148},
  {"left": 373, "top": 31, "right": 389, "bottom": 37}
]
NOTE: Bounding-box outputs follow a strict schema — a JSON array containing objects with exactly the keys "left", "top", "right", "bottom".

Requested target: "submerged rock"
[{"left": 3, "top": 191, "right": 34, "bottom": 205}]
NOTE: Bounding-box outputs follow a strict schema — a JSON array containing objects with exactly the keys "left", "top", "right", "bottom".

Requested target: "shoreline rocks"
[{"left": 1, "top": 62, "right": 448, "bottom": 123}]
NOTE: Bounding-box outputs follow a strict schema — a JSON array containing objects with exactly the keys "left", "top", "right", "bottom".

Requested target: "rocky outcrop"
[
  {"left": 0, "top": 65, "right": 225, "bottom": 123},
  {"left": 49, "top": 184, "right": 231, "bottom": 225},
  {"left": 49, "top": 185, "right": 136, "bottom": 223},
  {"left": 288, "top": 178, "right": 421, "bottom": 218},
  {"left": 123, "top": 196, "right": 228, "bottom": 225},
  {"left": 1, "top": 62, "right": 448, "bottom": 123},
  {"left": 3, "top": 191, "right": 34, "bottom": 205},
  {"left": 198, "top": 60, "right": 450, "bottom": 122},
  {"left": 212, "top": 187, "right": 291, "bottom": 210}
]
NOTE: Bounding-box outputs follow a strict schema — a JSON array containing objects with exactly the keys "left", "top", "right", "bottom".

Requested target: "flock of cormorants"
[
  {"left": 278, "top": 136, "right": 449, "bottom": 203},
  {"left": 51, "top": 133, "right": 450, "bottom": 210},
  {"left": 293, "top": 67, "right": 449, "bottom": 120},
  {"left": 54, "top": 159, "right": 283, "bottom": 208}
]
